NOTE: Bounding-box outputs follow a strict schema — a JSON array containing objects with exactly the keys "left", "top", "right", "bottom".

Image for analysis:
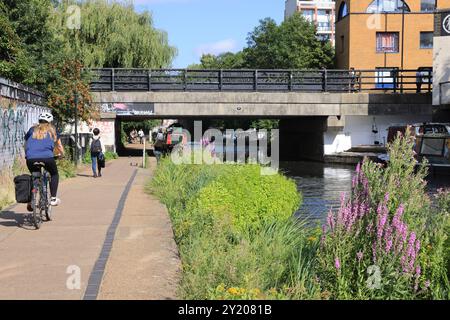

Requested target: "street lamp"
[
  {"left": 400, "top": 0, "right": 406, "bottom": 92},
  {"left": 74, "top": 91, "right": 78, "bottom": 167}
]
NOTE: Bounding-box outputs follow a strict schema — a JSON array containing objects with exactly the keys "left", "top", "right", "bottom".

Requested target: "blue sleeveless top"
[{"left": 25, "top": 127, "right": 59, "bottom": 160}]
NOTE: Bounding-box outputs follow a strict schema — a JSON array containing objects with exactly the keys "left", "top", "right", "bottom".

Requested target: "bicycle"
[{"left": 30, "top": 160, "right": 56, "bottom": 229}]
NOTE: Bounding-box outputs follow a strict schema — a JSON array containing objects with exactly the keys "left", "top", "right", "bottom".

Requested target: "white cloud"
[{"left": 194, "top": 39, "right": 238, "bottom": 57}]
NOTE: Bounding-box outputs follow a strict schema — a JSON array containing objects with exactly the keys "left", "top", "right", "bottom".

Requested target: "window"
[
  {"left": 318, "top": 34, "right": 331, "bottom": 42},
  {"left": 375, "top": 68, "right": 398, "bottom": 89},
  {"left": 376, "top": 32, "right": 399, "bottom": 53},
  {"left": 421, "top": 0, "right": 436, "bottom": 12},
  {"left": 302, "top": 9, "right": 314, "bottom": 22},
  {"left": 367, "top": 0, "right": 410, "bottom": 13},
  {"left": 340, "top": 35, "right": 345, "bottom": 53},
  {"left": 420, "top": 32, "right": 433, "bottom": 49},
  {"left": 338, "top": 2, "right": 349, "bottom": 21}
]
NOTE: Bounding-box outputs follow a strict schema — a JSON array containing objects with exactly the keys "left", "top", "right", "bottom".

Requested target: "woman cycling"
[{"left": 24, "top": 112, "right": 64, "bottom": 210}]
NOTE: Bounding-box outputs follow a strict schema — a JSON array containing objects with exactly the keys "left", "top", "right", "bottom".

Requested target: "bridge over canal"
[{"left": 89, "top": 69, "right": 433, "bottom": 161}]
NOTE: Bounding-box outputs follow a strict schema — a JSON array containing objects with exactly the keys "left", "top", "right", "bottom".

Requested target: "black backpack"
[
  {"left": 91, "top": 139, "right": 102, "bottom": 153},
  {"left": 14, "top": 174, "right": 32, "bottom": 203}
]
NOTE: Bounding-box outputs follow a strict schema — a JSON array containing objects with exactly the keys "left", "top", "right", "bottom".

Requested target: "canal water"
[{"left": 280, "top": 161, "right": 450, "bottom": 225}]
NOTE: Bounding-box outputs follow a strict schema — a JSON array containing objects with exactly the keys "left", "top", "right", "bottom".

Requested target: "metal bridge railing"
[
  {"left": 0, "top": 77, "right": 46, "bottom": 106},
  {"left": 89, "top": 68, "right": 433, "bottom": 94}
]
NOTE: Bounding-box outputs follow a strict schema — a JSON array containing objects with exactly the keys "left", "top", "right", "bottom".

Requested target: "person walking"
[
  {"left": 138, "top": 129, "right": 145, "bottom": 144},
  {"left": 90, "top": 128, "right": 105, "bottom": 178},
  {"left": 154, "top": 128, "right": 165, "bottom": 163}
]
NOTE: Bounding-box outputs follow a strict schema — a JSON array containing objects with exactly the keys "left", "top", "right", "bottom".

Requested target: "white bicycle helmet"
[{"left": 38, "top": 112, "right": 54, "bottom": 123}]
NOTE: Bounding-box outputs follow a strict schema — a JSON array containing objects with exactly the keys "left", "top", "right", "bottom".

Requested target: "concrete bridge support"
[{"left": 279, "top": 117, "right": 328, "bottom": 162}]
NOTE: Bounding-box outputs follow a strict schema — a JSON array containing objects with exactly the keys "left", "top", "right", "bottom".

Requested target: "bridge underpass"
[{"left": 90, "top": 68, "right": 434, "bottom": 162}]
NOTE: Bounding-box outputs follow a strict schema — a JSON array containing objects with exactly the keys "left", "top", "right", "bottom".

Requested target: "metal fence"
[
  {"left": 0, "top": 77, "right": 46, "bottom": 106},
  {"left": 89, "top": 68, "right": 433, "bottom": 93}
]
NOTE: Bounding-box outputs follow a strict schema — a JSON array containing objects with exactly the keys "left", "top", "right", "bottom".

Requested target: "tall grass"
[
  {"left": 0, "top": 158, "right": 27, "bottom": 210},
  {"left": 317, "top": 130, "right": 450, "bottom": 300},
  {"left": 147, "top": 157, "right": 320, "bottom": 299}
]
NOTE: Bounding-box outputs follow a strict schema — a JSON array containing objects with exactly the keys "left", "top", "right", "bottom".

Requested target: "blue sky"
[{"left": 133, "top": 0, "right": 284, "bottom": 68}]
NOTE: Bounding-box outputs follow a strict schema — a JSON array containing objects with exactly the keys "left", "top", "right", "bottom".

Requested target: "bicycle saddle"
[{"left": 33, "top": 162, "right": 46, "bottom": 167}]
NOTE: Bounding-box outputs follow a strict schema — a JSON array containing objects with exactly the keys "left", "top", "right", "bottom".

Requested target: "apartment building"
[
  {"left": 335, "top": 0, "right": 450, "bottom": 71},
  {"left": 285, "top": 0, "right": 336, "bottom": 45}
]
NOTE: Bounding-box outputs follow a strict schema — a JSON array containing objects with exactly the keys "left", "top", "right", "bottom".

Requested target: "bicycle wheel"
[
  {"left": 31, "top": 184, "right": 42, "bottom": 229},
  {"left": 44, "top": 173, "right": 52, "bottom": 221}
]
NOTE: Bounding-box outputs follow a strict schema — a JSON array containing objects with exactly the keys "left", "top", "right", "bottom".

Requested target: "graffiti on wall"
[
  {"left": 0, "top": 102, "right": 49, "bottom": 166},
  {"left": 90, "top": 120, "right": 114, "bottom": 136},
  {"left": 101, "top": 103, "right": 155, "bottom": 116}
]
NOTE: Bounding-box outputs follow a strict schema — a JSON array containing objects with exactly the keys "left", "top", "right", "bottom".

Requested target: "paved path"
[
  {"left": 97, "top": 159, "right": 180, "bottom": 300},
  {"left": 0, "top": 157, "right": 180, "bottom": 300}
]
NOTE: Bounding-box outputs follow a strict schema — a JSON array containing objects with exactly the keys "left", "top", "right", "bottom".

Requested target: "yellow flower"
[
  {"left": 227, "top": 287, "right": 239, "bottom": 295},
  {"left": 307, "top": 236, "right": 317, "bottom": 242}
]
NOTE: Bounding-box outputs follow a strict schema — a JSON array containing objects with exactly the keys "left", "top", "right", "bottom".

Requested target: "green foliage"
[
  {"left": 52, "top": 0, "right": 177, "bottom": 68},
  {"left": 83, "top": 149, "right": 118, "bottom": 164},
  {"left": 362, "top": 130, "right": 430, "bottom": 229},
  {"left": 121, "top": 120, "right": 161, "bottom": 145},
  {"left": 46, "top": 59, "right": 96, "bottom": 123},
  {"left": 0, "top": 157, "right": 27, "bottom": 210},
  {"left": 148, "top": 158, "right": 319, "bottom": 300},
  {"left": 317, "top": 132, "right": 450, "bottom": 300},
  {"left": 244, "top": 14, "right": 334, "bottom": 69},
  {"left": 189, "top": 52, "right": 245, "bottom": 69},
  {"left": 192, "top": 13, "right": 334, "bottom": 70},
  {"left": 0, "top": 0, "right": 56, "bottom": 86},
  {"left": 188, "top": 164, "right": 300, "bottom": 233},
  {"left": 1, "top": 0, "right": 177, "bottom": 123},
  {"left": 57, "top": 158, "right": 76, "bottom": 180}
]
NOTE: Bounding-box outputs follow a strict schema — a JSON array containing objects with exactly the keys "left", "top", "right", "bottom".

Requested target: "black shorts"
[{"left": 26, "top": 158, "right": 58, "bottom": 176}]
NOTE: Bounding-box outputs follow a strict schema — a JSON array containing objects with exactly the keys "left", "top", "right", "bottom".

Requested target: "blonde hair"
[{"left": 32, "top": 122, "right": 57, "bottom": 141}]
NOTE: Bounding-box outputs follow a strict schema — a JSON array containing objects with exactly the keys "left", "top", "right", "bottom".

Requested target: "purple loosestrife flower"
[
  {"left": 372, "top": 242, "right": 377, "bottom": 263},
  {"left": 327, "top": 210, "right": 335, "bottom": 232},
  {"left": 352, "top": 176, "right": 358, "bottom": 189},
  {"left": 377, "top": 213, "right": 388, "bottom": 243},
  {"left": 401, "top": 223, "right": 409, "bottom": 243},
  {"left": 335, "top": 258, "right": 341, "bottom": 270},
  {"left": 392, "top": 204, "right": 404, "bottom": 229},
  {"left": 321, "top": 225, "right": 327, "bottom": 246},
  {"left": 357, "top": 251, "right": 363, "bottom": 262},
  {"left": 405, "top": 232, "right": 417, "bottom": 273},
  {"left": 367, "top": 221, "right": 373, "bottom": 233},
  {"left": 385, "top": 229, "right": 393, "bottom": 253},
  {"left": 415, "top": 266, "right": 421, "bottom": 278}
]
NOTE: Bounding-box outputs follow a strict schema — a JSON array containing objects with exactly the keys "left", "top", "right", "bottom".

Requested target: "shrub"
[
  {"left": 148, "top": 157, "right": 316, "bottom": 300},
  {"left": 188, "top": 164, "right": 301, "bottom": 233},
  {"left": 57, "top": 158, "right": 76, "bottom": 180},
  {"left": 83, "top": 149, "right": 118, "bottom": 164},
  {"left": 317, "top": 131, "right": 450, "bottom": 300}
]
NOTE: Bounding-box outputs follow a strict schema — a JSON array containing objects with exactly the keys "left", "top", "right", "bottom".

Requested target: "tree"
[
  {"left": 0, "top": 0, "right": 59, "bottom": 86},
  {"left": 189, "top": 52, "right": 245, "bottom": 69},
  {"left": 192, "top": 13, "right": 334, "bottom": 71},
  {"left": 52, "top": 0, "right": 177, "bottom": 68},
  {"left": 244, "top": 14, "right": 334, "bottom": 69},
  {"left": 46, "top": 60, "right": 96, "bottom": 124}
]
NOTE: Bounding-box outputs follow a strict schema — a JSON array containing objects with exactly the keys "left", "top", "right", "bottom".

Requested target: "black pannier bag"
[{"left": 14, "top": 174, "right": 32, "bottom": 203}]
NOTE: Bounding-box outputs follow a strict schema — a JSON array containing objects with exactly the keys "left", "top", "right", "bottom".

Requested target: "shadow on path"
[{"left": 0, "top": 210, "right": 36, "bottom": 230}]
